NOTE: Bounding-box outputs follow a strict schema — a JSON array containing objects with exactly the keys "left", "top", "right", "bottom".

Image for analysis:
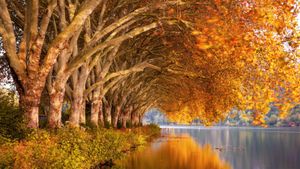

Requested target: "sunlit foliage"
[{"left": 159, "top": 0, "right": 300, "bottom": 125}]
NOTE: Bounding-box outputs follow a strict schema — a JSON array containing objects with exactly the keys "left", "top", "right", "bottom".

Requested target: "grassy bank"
[{"left": 0, "top": 124, "right": 161, "bottom": 169}]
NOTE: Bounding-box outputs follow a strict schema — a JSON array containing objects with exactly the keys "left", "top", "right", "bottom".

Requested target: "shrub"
[{"left": 0, "top": 89, "right": 25, "bottom": 139}]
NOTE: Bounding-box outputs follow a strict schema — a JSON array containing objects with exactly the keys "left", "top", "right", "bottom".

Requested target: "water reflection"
[
  {"left": 162, "top": 127, "right": 300, "bottom": 169},
  {"left": 116, "top": 135, "right": 231, "bottom": 169}
]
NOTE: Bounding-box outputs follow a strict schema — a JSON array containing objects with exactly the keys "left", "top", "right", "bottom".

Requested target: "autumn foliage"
[{"left": 159, "top": 0, "right": 300, "bottom": 125}]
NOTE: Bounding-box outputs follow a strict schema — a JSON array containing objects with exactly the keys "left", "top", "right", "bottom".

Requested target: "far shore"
[{"left": 159, "top": 125, "right": 300, "bottom": 130}]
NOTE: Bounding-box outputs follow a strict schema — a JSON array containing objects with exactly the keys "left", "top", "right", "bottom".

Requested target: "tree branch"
[
  {"left": 87, "top": 6, "right": 149, "bottom": 47},
  {"left": 0, "top": 0, "right": 26, "bottom": 80},
  {"left": 40, "top": 0, "right": 102, "bottom": 77},
  {"left": 104, "top": 62, "right": 161, "bottom": 83},
  {"left": 65, "top": 22, "right": 158, "bottom": 75}
]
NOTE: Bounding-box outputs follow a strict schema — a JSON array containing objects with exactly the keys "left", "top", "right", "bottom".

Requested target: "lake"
[{"left": 117, "top": 126, "right": 300, "bottom": 169}]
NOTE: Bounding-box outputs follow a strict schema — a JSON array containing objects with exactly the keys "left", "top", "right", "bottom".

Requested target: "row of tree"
[
  {"left": 1, "top": 0, "right": 300, "bottom": 129},
  {"left": 0, "top": 0, "right": 189, "bottom": 129}
]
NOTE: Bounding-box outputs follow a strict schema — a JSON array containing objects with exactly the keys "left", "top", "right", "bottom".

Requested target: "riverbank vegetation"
[
  {"left": 0, "top": 124, "right": 161, "bottom": 169},
  {"left": 0, "top": 88, "right": 161, "bottom": 168}
]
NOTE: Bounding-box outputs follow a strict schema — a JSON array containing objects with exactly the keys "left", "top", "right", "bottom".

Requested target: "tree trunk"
[
  {"left": 138, "top": 114, "right": 143, "bottom": 126},
  {"left": 121, "top": 107, "right": 131, "bottom": 129},
  {"left": 20, "top": 93, "right": 40, "bottom": 129},
  {"left": 121, "top": 109, "right": 129, "bottom": 129},
  {"left": 91, "top": 88, "right": 103, "bottom": 127},
  {"left": 121, "top": 113, "right": 125, "bottom": 129},
  {"left": 19, "top": 82, "right": 44, "bottom": 128},
  {"left": 112, "top": 106, "right": 121, "bottom": 128},
  {"left": 47, "top": 78, "right": 68, "bottom": 128},
  {"left": 80, "top": 100, "right": 86, "bottom": 124},
  {"left": 99, "top": 104, "right": 104, "bottom": 127},
  {"left": 104, "top": 104, "right": 112, "bottom": 127},
  {"left": 69, "top": 93, "right": 83, "bottom": 127},
  {"left": 70, "top": 65, "right": 89, "bottom": 127},
  {"left": 91, "top": 100, "right": 99, "bottom": 127},
  {"left": 131, "top": 111, "right": 139, "bottom": 127},
  {"left": 48, "top": 90, "right": 64, "bottom": 128}
]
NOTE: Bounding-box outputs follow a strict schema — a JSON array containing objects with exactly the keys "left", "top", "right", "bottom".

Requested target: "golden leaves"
[
  {"left": 191, "top": 31, "right": 201, "bottom": 35},
  {"left": 197, "top": 43, "right": 213, "bottom": 50},
  {"left": 207, "top": 17, "right": 219, "bottom": 23},
  {"left": 161, "top": 0, "right": 300, "bottom": 126}
]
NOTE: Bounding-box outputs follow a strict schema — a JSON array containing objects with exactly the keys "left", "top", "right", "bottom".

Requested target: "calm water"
[{"left": 117, "top": 126, "right": 300, "bottom": 169}]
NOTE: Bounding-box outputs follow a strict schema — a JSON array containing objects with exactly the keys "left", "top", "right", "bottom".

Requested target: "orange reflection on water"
[{"left": 117, "top": 135, "right": 231, "bottom": 169}]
